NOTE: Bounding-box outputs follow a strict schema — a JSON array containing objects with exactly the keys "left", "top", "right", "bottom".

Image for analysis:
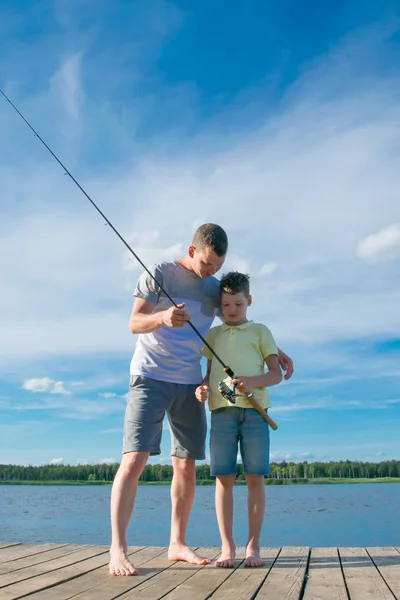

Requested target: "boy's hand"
[
  {"left": 195, "top": 384, "right": 209, "bottom": 402},
  {"left": 231, "top": 376, "right": 253, "bottom": 395}
]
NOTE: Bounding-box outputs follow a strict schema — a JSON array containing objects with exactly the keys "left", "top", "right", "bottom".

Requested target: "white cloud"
[
  {"left": 258, "top": 262, "right": 277, "bottom": 277},
  {"left": 357, "top": 223, "right": 400, "bottom": 264},
  {"left": 22, "top": 378, "right": 71, "bottom": 395},
  {"left": 51, "top": 53, "right": 83, "bottom": 122},
  {"left": 1, "top": 22, "right": 400, "bottom": 370},
  {"left": 50, "top": 458, "right": 64, "bottom": 465},
  {"left": 99, "top": 457, "right": 118, "bottom": 464},
  {"left": 101, "top": 428, "right": 122, "bottom": 434},
  {"left": 99, "top": 392, "right": 117, "bottom": 398}
]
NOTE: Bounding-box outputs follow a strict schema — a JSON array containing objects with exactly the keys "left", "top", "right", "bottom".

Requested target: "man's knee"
[
  {"left": 119, "top": 451, "right": 149, "bottom": 478},
  {"left": 172, "top": 457, "right": 196, "bottom": 478}
]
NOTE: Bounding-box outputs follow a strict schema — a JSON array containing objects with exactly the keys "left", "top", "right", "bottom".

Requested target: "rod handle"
[{"left": 247, "top": 394, "right": 278, "bottom": 430}]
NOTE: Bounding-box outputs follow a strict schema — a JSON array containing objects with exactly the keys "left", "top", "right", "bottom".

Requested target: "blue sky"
[{"left": 1, "top": 0, "right": 400, "bottom": 467}]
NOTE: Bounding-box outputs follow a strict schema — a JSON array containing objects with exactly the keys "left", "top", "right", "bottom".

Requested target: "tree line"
[{"left": 0, "top": 460, "right": 399, "bottom": 483}]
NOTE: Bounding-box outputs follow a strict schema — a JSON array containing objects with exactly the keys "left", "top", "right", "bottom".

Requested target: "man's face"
[{"left": 191, "top": 246, "right": 226, "bottom": 278}]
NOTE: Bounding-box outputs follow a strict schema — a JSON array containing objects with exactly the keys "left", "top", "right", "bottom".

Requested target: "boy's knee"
[
  {"left": 217, "top": 474, "right": 236, "bottom": 487},
  {"left": 245, "top": 474, "right": 265, "bottom": 487}
]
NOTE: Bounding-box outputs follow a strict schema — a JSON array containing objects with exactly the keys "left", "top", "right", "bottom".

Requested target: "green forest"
[{"left": 0, "top": 460, "right": 399, "bottom": 484}]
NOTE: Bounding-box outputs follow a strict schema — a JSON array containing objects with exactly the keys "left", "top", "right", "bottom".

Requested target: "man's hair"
[
  {"left": 192, "top": 223, "right": 228, "bottom": 257},
  {"left": 219, "top": 271, "right": 250, "bottom": 297}
]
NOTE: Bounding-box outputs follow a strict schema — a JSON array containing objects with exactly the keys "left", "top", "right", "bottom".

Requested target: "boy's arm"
[
  {"left": 277, "top": 348, "right": 294, "bottom": 380},
  {"left": 232, "top": 354, "right": 282, "bottom": 395}
]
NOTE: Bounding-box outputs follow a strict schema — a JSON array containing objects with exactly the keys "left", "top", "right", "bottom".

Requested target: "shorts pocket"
[{"left": 129, "top": 375, "right": 140, "bottom": 389}]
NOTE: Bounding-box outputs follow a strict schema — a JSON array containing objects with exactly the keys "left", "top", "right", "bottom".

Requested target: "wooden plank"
[
  {"left": 119, "top": 547, "right": 221, "bottom": 600},
  {"left": 303, "top": 547, "right": 347, "bottom": 600},
  {"left": 0, "top": 546, "right": 112, "bottom": 597},
  {"left": 256, "top": 546, "right": 309, "bottom": 599},
  {"left": 27, "top": 547, "right": 167, "bottom": 600},
  {"left": 186, "top": 548, "right": 279, "bottom": 600},
  {"left": 160, "top": 547, "right": 245, "bottom": 600},
  {"left": 339, "top": 547, "right": 395, "bottom": 600},
  {"left": 0, "top": 545, "right": 98, "bottom": 575},
  {"left": 0, "top": 547, "right": 20, "bottom": 553},
  {"left": 0, "top": 546, "right": 96, "bottom": 585},
  {"left": 0, "top": 544, "right": 69, "bottom": 569},
  {"left": 367, "top": 547, "right": 400, "bottom": 599}
]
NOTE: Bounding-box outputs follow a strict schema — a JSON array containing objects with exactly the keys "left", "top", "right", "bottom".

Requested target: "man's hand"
[
  {"left": 231, "top": 376, "right": 254, "bottom": 395},
  {"left": 277, "top": 349, "right": 294, "bottom": 380},
  {"left": 162, "top": 303, "right": 190, "bottom": 328},
  {"left": 195, "top": 384, "right": 209, "bottom": 402}
]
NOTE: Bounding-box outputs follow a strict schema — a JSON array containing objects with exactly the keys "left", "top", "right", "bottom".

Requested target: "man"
[{"left": 109, "top": 223, "right": 293, "bottom": 576}]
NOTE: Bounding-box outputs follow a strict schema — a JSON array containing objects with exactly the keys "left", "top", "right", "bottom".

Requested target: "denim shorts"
[
  {"left": 210, "top": 407, "right": 270, "bottom": 476},
  {"left": 123, "top": 375, "right": 206, "bottom": 459}
]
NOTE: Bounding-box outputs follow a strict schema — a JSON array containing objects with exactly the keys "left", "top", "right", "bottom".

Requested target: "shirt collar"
[{"left": 221, "top": 320, "right": 253, "bottom": 331}]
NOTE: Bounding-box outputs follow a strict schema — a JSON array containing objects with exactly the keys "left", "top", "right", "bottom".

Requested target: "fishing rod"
[
  {"left": 1, "top": 89, "right": 278, "bottom": 430},
  {"left": 0, "top": 89, "right": 232, "bottom": 374}
]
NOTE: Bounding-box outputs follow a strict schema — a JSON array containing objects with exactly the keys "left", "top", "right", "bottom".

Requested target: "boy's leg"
[
  {"left": 244, "top": 475, "right": 265, "bottom": 567},
  {"left": 240, "top": 408, "right": 270, "bottom": 568},
  {"left": 167, "top": 384, "right": 210, "bottom": 565},
  {"left": 215, "top": 475, "right": 236, "bottom": 567},
  {"left": 210, "top": 407, "right": 240, "bottom": 568},
  {"left": 109, "top": 375, "right": 170, "bottom": 576}
]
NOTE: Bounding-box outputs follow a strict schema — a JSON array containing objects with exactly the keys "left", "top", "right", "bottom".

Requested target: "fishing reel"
[{"left": 217, "top": 381, "right": 237, "bottom": 404}]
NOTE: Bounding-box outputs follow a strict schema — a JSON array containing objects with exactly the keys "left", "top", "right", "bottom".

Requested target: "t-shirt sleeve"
[
  {"left": 201, "top": 327, "right": 217, "bottom": 359},
  {"left": 259, "top": 325, "right": 278, "bottom": 358},
  {"left": 133, "top": 264, "right": 164, "bottom": 304}
]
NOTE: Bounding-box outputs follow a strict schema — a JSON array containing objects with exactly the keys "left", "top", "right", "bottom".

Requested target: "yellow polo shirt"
[{"left": 202, "top": 320, "right": 278, "bottom": 410}]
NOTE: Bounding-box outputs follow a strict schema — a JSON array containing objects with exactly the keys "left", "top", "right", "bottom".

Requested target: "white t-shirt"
[{"left": 130, "top": 261, "right": 220, "bottom": 384}]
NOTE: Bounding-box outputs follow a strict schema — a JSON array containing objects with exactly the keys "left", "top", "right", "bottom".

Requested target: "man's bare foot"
[
  {"left": 244, "top": 546, "right": 264, "bottom": 568},
  {"left": 215, "top": 545, "right": 236, "bottom": 568},
  {"left": 168, "top": 542, "right": 210, "bottom": 565},
  {"left": 109, "top": 547, "right": 138, "bottom": 576}
]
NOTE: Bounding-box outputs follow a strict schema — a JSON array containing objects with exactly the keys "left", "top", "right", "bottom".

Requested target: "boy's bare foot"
[
  {"left": 244, "top": 546, "right": 264, "bottom": 568},
  {"left": 215, "top": 545, "right": 236, "bottom": 568},
  {"left": 168, "top": 542, "right": 211, "bottom": 565},
  {"left": 109, "top": 547, "right": 138, "bottom": 576}
]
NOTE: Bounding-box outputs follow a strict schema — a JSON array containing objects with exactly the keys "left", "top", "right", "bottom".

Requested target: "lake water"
[{"left": 0, "top": 483, "right": 399, "bottom": 547}]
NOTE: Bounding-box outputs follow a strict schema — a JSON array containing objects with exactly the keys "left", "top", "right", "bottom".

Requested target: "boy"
[{"left": 195, "top": 271, "right": 282, "bottom": 568}]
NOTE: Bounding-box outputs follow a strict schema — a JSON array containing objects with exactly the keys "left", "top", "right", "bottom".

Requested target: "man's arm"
[
  {"left": 195, "top": 359, "right": 212, "bottom": 402},
  {"left": 129, "top": 297, "right": 190, "bottom": 334},
  {"left": 277, "top": 347, "right": 294, "bottom": 380}
]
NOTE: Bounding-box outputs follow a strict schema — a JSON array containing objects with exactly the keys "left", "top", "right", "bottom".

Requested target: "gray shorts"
[{"left": 123, "top": 375, "right": 207, "bottom": 459}]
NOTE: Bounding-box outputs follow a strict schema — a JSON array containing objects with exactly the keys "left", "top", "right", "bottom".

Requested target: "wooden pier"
[{"left": 0, "top": 542, "right": 399, "bottom": 599}]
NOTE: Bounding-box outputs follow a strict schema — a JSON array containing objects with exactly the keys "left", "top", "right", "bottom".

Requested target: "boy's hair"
[
  {"left": 192, "top": 223, "right": 228, "bottom": 257},
  {"left": 219, "top": 271, "right": 250, "bottom": 297}
]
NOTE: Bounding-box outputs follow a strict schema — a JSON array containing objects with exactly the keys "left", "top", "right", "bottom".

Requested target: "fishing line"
[{"left": 0, "top": 89, "right": 234, "bottom": 378}]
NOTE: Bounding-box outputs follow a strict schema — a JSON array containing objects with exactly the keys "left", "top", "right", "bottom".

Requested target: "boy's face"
[{"left": 220, "top": 291, "right": 251, "bottom": 326}]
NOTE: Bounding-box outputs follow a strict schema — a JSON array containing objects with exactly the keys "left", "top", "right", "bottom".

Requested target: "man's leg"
[
  {"left": 109, "top": 374, "right": 168, "bottom": 576},
  {"left": 167, "top": 456, "right": 210, "bottom": 564},
  {"left": 244, "top": 474, "right": 265, "bottom": 568},
  {"left": 214, "top": 475, "right": 236, "bottom": 568},
  {"left": 109, "top": 451, "right": 149, "bottom": 575}
]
